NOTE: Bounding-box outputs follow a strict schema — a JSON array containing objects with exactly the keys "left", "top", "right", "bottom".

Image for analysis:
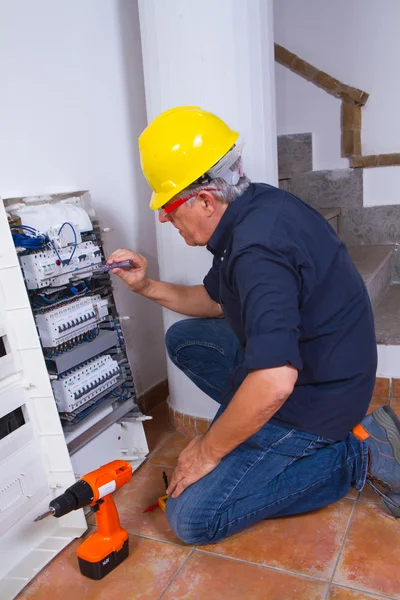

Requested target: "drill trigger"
[{"left": 90, "top": 499, "right": 104, "bottom": 513}]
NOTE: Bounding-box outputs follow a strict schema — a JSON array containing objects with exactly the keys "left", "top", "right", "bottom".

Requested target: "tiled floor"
[{"left": 17, "top": 399, "right": 400, "bottom": 600}]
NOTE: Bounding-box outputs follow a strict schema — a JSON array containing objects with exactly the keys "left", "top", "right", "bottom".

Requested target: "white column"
[{"left": 138, "top": 0, "right": 278, "bottom": 419}]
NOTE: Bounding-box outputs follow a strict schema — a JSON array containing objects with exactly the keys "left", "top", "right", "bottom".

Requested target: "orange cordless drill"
[{"left": 34, "top": 460, "right": 132, "bottom": 580}]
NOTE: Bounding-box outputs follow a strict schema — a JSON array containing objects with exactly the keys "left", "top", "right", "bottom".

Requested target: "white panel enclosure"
[{"left": 0, "top": 200, "right": 87, "bottom": 600}]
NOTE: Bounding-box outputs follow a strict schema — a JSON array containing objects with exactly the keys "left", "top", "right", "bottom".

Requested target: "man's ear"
[{"left": 198, "top": 191, "right": 218, "bottom": 216}]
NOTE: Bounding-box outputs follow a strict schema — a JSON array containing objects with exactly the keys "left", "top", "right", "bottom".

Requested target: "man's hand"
[
  {"left": 167, "top": 435, "right": 221, "bottom": 498},
  {"left": 107, "top": 249, "right": 150, "bottom": 294}
]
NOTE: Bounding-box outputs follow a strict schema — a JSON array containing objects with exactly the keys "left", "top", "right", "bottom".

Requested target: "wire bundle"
[
  {"left": 11, "top": 222, "right": 77, "bottom": 265},
  {"left": 11, "top": 225, "right": 47, "bottom": 250}
]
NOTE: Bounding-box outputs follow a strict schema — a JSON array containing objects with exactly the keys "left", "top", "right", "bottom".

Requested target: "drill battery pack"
[{"left": 77, "top": 530, "right": 129, "bottom": 580}]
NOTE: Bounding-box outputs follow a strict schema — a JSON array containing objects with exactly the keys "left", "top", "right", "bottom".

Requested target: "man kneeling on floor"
[{"left": 109, "top": 106, "right": 400, "bottom": 544}]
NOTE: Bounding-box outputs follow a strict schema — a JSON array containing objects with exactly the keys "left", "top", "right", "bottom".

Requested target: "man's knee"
[{"left": 165, "top": 493, "right": 212, "bottom": 545}]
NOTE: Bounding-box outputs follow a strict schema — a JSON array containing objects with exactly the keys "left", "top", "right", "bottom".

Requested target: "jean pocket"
[{"left": 266, "top": 429, "right": 334, "bottom": 459}]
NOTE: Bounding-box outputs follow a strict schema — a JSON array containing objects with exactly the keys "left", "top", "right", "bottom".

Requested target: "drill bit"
[{"left": 34, "top": 507, "right": 56, "bottom": 522}]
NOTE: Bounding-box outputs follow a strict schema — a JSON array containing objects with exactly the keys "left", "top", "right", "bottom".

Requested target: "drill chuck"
[{"left": 50, "top": 480, "right": 94, "bottom": 518}]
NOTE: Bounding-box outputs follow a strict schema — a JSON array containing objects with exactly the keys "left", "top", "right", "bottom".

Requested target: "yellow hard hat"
[{"left": 138, "top": 106, "right": 239, "bottom": 210}]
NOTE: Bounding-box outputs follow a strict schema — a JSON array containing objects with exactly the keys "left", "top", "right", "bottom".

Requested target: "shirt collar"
[{"left": 207, "top": 183, "right": 254, "bottom": 258}]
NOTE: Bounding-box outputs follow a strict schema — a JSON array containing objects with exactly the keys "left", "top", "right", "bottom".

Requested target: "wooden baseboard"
[{"left": 138, "top": 379, "right": 169, "bottom": 413}]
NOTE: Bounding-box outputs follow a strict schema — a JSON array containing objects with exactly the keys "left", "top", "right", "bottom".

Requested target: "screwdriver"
[
  {"left": 71, "top": 259, "right": 135, "bottom": 275},
  {"left": 97, "top": 259, "right": 134, "bottom": 273}
]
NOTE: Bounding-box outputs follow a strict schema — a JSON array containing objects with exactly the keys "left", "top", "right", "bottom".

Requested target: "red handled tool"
[{"left": 143, "top": 471, "right": 169, "bottom": 513}]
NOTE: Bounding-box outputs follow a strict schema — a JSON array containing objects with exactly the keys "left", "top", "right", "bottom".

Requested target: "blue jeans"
[{"left": 165, "top": 318, "right": 368, "bottom": 544}]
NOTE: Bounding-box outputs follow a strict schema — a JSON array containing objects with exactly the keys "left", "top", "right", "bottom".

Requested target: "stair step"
[
  {"left": 278, "top": 133, "right": 312, "bottom": 178},
  {"left": 348, "top": 245, "right": 393, "bottom": 310},
  {"left": 374, "top": 284, "right": 400, "bottom": 344},
  {"left": 290, "top": 168, "right": 363, "bottom": 209}
]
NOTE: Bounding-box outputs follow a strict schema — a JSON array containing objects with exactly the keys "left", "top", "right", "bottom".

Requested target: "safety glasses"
[{"left": 159, "top": 188, "right": 219, "bottom": 218}]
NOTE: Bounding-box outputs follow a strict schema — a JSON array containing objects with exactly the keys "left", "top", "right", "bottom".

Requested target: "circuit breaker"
[
  {"left": 34, "top": 295, "right": 109, "bottom": 351},
  {"left": 19, "top": 241, "right": 102, "bottom": 289},
  {"left": 52, "top": 354, "right": 121, "bottom": 413}
]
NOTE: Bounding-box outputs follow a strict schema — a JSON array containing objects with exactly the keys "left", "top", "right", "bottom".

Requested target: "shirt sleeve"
[
  {"left": 203, "top": 256, "right": 221, "bottom": 303},
  {"left": 232, "top": 244, "right": 303, "bottom": 371}
]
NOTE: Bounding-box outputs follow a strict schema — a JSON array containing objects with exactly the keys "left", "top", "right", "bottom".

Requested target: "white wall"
[
  {"left": 0, "top": 0, "right": 167, "bottom": 395},
  {"left": 139, "top": 0, "right": 277, "bottom": 419},
  {"left": 274, "top": 0, "right": 400, "bottom": 206}
]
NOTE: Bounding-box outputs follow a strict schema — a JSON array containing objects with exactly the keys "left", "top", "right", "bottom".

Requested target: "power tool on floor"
[{"left": 34, "top": 460, "right": 132, "bottom": 580}]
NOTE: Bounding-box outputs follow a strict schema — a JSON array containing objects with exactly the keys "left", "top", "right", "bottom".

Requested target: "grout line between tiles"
[
  {"left": 324, "top": 582, "right": 332, "bottom": 599},
  {"left": 194, "top": 548, "right": 329, "bottom": 585},
  {"left": 148, "top": 459, "right": 178, "bottom": 468},
  {"left": 158, "top": 547, "right": 196, "bottom": 599},
  {"left": 129, "top": 532, "right": 193, "bottom": 550},
  {"left": 330, "top": 583, "right": 397, "bottom": 600},
  {"left": 323, "top": 496, "right": 358, "bottom": 600}
]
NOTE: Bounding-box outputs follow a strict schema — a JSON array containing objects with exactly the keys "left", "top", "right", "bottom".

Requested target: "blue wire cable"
[
  {"left": 57, "top": 222, "right": 77, "bottom": 264},
  {"left": 110, "top": 317, "right": 123, "bottom": 349},
  {"left": 11, "top": 223, "right": 77, "bottom": 266},
  {"left": 11, "top": 225, "right": 47, "bottom": 250},
  {"left": 49, "top": 240, "right": 65, "bottom": 265},
  {"left": 110, "top": 383, "right": 130, "bottom": 399}
]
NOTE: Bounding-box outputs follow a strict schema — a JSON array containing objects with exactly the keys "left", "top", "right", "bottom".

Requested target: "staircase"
[{"left": 278, "top": 133, "right": 400, "bottom": 344}]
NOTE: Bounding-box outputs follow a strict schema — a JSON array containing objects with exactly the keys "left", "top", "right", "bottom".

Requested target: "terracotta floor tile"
[
  {"left": 17, "top": 535, "right": 189, "bottom": 600},
  {"left": 113, "top": 461, "right": 186, "bottom": 545},
  {"left": 392, "top": 378, "right": 400, "bottom": 401},
  {"left": 144, "top": 401, "right": 174, "bottom": 454},
  {"left": 392, "top": 406, "right": 400, "bottom": 419},
  {"left": 366, "top": 403, "right": 383, "bottom": 415},
  {"left": 327, "top": 586, "right": 387, "bottom": 600},
  {"left": 200, "top": 499, "right": 354, "bottom": 580},
  {"left": 149, "top": 432, "right": 190, "bottom": 467},
  {"left": 373, "top": 378, "right": 390, "bottom": 399},
  {"left": 334, "top": 502, "right": 400, "bottom": 598},
  {"left": 358, "top": 483, "right": 381, "bottom": 505},
  {"left": 369, "top": 396, "right": 390, "bottom": 406},
  {"left": 346, "top": 487, "right": 359, "bottom": 500},
  {"left": 162, "top": 551, "right": 328, "bottom": 600}
]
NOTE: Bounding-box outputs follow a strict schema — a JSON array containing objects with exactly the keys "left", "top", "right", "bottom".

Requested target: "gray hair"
[{"left": 175, "top": 157, "right": 251, "bottom": 206}]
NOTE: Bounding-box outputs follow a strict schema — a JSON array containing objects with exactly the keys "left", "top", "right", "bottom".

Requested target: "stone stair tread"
[
  {"left": 374, "top": 284, "right": 400, "bottom": 344},
  {"left": 347, "top": 245, "right": 392, "bottom": 284}
]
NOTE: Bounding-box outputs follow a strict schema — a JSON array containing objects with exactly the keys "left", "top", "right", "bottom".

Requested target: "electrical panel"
[
  {"left": 19, "top": 241, "right": 102, "bottom": 289},
  {"left": 0, "top": 190, "right": 150, "bottom": 599},
  {"left": 3, "top": 190, "right": 148, "bottom": 470}
]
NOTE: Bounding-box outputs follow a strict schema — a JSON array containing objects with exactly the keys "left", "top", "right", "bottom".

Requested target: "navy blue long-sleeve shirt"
[{"left": 203, "top": 183, "right": 377, "bottom": 440}]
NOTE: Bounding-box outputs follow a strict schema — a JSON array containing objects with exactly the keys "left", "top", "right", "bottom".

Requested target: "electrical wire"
[
  {"left": 110, "top": 317, "right": 123, "bottom": 349},
  {"left": 32, "top": 280, "right": 93, "bottom": 311},
  {"left": 110, "top": 383, "right": 130, "bottom": 399},
  {"left": 11, "top": 222, "right": 77, "bottom": 267},
  {"left": 10, "top": 225, "right": 47, "bottom": 250},
  {"left": 57, "top": 222, "right": 77, "bottom": 264}
]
